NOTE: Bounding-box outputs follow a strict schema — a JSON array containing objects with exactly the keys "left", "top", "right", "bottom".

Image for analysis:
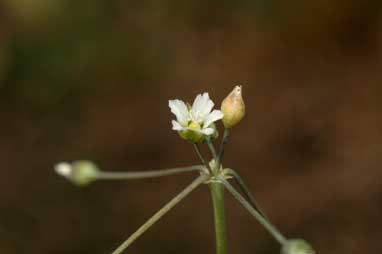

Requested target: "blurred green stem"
[
  {"left": 210, "top": 180, "right": 228, "bottom": 254},
  {"left": 97, "top": 165, "right": 204, "bottom": 180},
  {"left": 219, "top": 176, "right": 287, "bottom": 245},
  {"left": 112, "top": 174, "right": 209, "bottom": 254}
]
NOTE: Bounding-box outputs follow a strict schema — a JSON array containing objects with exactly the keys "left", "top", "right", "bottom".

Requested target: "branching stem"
[
  {"left": 112, "top": 174, "right": 209, "bottom": 254},
  {"left": 225, "top": 168, "right": 268, "bottom": 220},
  {"left": 219, "top": 177, "right": 287, "bottom": 245}
]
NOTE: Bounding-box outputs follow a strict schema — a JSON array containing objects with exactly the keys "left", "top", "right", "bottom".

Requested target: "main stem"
[{"left": 210, "top": 181, "right": 228, "bottom": 254}]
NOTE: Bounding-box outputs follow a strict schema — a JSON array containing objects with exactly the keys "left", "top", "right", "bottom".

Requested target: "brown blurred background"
[{"left": 0, "top": 0, "right": 381, "bottom": 253}]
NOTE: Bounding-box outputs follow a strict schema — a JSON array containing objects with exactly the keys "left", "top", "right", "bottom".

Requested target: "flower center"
[{"left": 188, "top": 121, "right": 201, "bottom": 131}]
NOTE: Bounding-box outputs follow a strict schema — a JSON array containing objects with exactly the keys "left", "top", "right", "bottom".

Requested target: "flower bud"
[
  {"left": 55, "top": 160, "right": 100, "bottom": 186},
  {"left": 221, "top": 86, "right": 245, "bottom": 128},
  {"left": 281, "top": 239, "right": 315, "bottom": 254}
]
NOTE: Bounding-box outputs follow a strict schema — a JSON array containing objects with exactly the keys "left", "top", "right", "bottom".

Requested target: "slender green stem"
[
  {"left": 210, "top": 180, "right": 228, "bottom": 254},
  {"left": 193, "top": 143, "right": 212, "bottom": 173},
  {"left": 217, "top": 128, "right": 230, "bottom": 167},
  {"left": 97, "top": 165, "right": 204, "bottom": 180},
  {"left": 219, "top": 177, "right": 287, "bottom": 245},
  {"left": 226, "top": 168, "right": 268, "bottom": 220},
  {"left": 206, "top": 139, "right": 219, "bottom": 175},
  {"left": 112, "top": 174, "right": 209, "bottom": 254},
  {"left": 206, "top": 139, "right": 218, "bottom": 160}
]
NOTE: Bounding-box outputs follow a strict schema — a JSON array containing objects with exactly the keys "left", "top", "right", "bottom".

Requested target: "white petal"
[
  {"left": 203, "top": 110, "right": 224, "bottom": 127},
  {"left": 190, "top": 93, "right": 205, "bottom": 121},
  {"left": 200, "top": 98, "right": 214, "bottom": 119},
  {"left": 199, "top": 127, "right": 214, "bottom": 135},
  {"left": 171, "top": 120, "right": 186, "bottom": 131},
  {"left": 169, "top": 99, "right": 189, "bottom": 126},
  {"left": 191, "top": 92, "right": 213, "bottom": 122},
  {"left": 55, "top": 162, "right": 72, "bottom": 177}
]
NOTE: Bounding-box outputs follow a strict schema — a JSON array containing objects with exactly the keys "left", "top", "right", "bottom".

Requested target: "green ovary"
[{"left": 179, "top": 121, "right": 204, "bottom": 143}]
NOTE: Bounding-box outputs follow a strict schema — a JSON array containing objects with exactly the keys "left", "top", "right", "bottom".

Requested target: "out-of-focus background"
[{"left": 0, "top": 0, "right": 381, "bottom": 253}]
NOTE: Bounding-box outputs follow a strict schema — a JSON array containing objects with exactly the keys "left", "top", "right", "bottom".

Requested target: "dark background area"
[{"left": 0, "top": 0, "right": 381, "bottom": 253}]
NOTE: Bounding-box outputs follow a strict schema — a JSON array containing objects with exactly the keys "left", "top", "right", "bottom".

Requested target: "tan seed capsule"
[{"left": 221, "top": 86, "right": 245, "bottom": 128}]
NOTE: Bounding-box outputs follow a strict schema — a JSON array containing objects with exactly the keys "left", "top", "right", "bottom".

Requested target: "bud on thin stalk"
[
  {"left": 281, "top": 239, "right": 315, "bottom": 254},
  {"left": 55, "top": 160, "right": 99, "bottom": 186},
  {"left": 221, "top": 86, "right": 245, "bottom": 128}
]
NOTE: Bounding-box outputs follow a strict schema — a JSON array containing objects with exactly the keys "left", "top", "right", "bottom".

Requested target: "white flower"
[{"left": 169, "top": 92, "right": 224, "bottom": 142}]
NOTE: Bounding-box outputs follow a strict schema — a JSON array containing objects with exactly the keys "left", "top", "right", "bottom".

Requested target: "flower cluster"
[
  {"left": 169, "top": 86, "right": 245, "bottom": 143},
  {"left": 54, "top": 86, "right": 315, "bottom": 254}
]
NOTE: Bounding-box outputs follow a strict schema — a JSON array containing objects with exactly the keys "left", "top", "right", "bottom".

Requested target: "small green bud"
[
  {"left": 221, "top": 85, "right": 245, "bottom": 128},
  {"left": 281, "top": 239, "right": 315, "bottom": 254},
  {"left": 55, "top": 160, "right": 100, "bottom": 186}
]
